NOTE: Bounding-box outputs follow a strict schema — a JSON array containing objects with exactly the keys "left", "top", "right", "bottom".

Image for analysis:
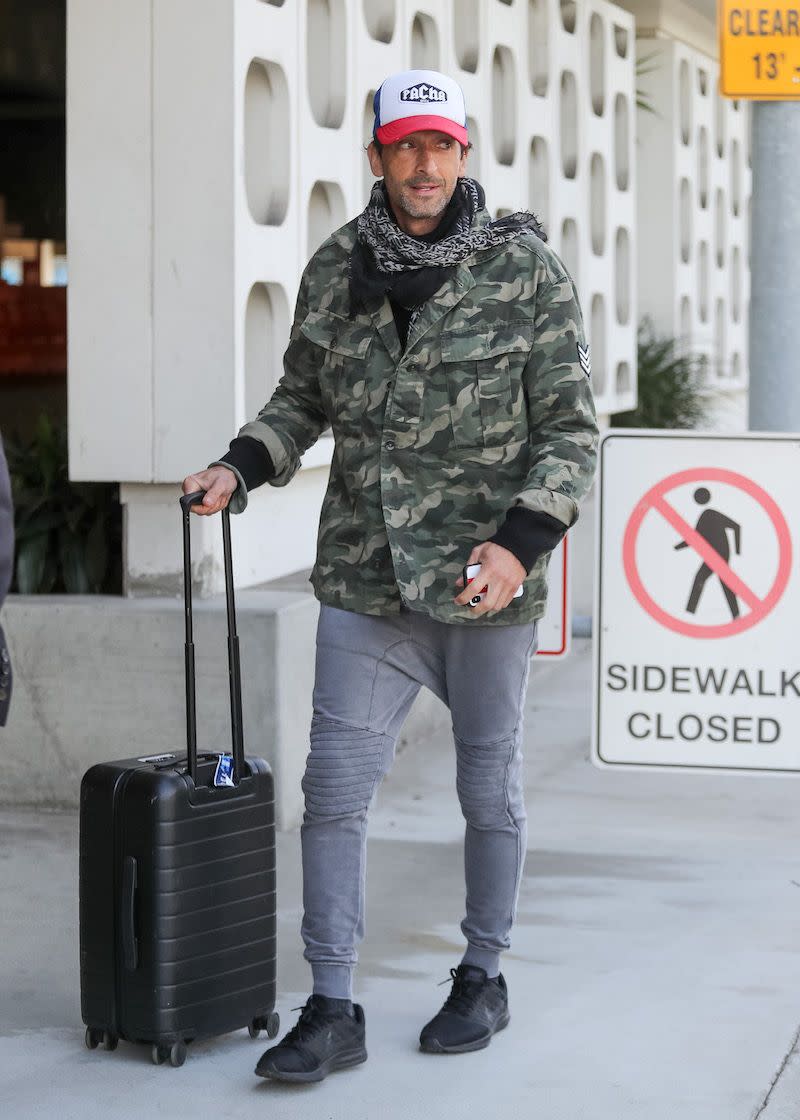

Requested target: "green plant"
[
  {"left": 636, "top": 50, "right": 659, "bottom": 115},
  {"left": 611, "top": 321, "right": 710, "bottom": 430},
  {"left": 5, "top": 414, "right": 122, "bottom": 594}
]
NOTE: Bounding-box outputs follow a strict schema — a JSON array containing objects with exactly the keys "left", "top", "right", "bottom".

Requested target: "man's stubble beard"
[{"left": 393, "top": 183, "right": 453, "bottom": 221}]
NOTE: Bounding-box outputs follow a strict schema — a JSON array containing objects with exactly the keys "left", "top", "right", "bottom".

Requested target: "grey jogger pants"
[{"left": 301, "top": 603, "right": 539, "bottom": 999}]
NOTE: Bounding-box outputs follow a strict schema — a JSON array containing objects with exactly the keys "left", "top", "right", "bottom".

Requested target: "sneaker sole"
[
  {"left": 255, "top": 1046, "right": 368, "bottom": 1083},
  {"left": 419, "top": 1010, "right": 510, "bottom": 1055}
]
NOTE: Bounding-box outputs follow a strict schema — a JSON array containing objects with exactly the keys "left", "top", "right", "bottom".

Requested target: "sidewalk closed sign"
[{"left": 593, "top": 431, "right": 799, "bottom": 774}]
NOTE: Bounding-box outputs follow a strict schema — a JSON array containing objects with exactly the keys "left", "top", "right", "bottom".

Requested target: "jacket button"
[{"left": 385, "top": 440, "right": 395, "bottom": 451}]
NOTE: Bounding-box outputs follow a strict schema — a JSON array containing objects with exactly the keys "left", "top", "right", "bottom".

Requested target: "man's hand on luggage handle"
[
  {"left": 181, "top": 467, "right": 239, "bottom": 516},
  {"left": 453, "top": 541, "right": 526, "bottom": 615}
]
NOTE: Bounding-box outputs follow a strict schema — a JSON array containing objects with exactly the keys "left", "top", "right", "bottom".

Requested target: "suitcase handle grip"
[
  {"left": 180, "top": 490, "right": 246, "bottom": 786},
  {"left": 180, "top": 490, "right": 206, "bottom": 514},
  {"left": 121, "top": 856, "right": 138, "bottom": 971}
]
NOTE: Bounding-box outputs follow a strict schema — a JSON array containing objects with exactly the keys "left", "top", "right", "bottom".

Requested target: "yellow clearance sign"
[{"left": 719, "top": 1, "right": 800, "bottom": 97}]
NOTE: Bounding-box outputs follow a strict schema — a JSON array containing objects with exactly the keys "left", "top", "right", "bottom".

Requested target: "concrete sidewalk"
[{"left": 2, "top": 639, "right": 800, "bottom": 1119}]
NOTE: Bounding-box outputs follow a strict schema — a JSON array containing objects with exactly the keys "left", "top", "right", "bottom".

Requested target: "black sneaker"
[
  {"left": 255, "top": 995, "right": 367, "bottom": 1083},
  {"left": 419, "top": 965, "right": 510, "bottom": 1054}
]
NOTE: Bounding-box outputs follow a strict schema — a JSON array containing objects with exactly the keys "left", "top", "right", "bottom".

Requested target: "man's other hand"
[
  {"left": 453, "top": 541, "right": 526, "bottom": 616},
  {"left": 181, "top": 466, "right": 239, "bottom": 515}
]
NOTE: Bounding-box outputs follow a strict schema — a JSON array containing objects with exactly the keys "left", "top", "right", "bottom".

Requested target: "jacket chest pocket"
[
  {"left": 300, "top": 309, "right": 373, "bottom": 424},
  {"left": 440, "top": 323, "right": 531, "bottom": 449}
]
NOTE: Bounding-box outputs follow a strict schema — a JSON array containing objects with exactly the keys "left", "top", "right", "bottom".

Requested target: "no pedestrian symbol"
[{"left": 623, "top": 467, "right": 792, "bottom": 639}]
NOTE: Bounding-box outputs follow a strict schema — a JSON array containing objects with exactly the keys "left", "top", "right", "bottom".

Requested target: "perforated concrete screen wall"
[
  {"left": 69, "top": 0, "right": 750, "bottom": 491},
  {"left": 636, "top": 38, "right": 752, "bottom": 422}
]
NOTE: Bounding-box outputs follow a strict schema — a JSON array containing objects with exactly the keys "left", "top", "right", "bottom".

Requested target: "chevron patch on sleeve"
[{"left": 577, "top": 342, "right": 591, "bottom": 378}]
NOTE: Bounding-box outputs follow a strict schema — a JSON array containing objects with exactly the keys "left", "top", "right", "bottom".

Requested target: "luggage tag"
[{"left": 213, "top": 754, "right": 235, "bottom": 787}]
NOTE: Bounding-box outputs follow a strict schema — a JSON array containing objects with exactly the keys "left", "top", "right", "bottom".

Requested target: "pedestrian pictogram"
[
  {"left": 676, "top": 487, "right": 742, "bottom": 619},
  {"left": 623, "top": 467, "right": 792, "bottom": 640}
]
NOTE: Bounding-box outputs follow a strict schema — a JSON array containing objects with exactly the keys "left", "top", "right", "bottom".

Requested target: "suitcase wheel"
[
  {"left": 169, "top": 1041, "right": 187, "bottom": 1068},
  {"left": 102, "top": 1031, "right": 119, "bottom": 1052},
  {"left": 151, "top": 1041, "right": 186, "bottom": 1067},
  {"left": 85, "top": 1027, "right": 102, "bottom": 1050},
  {"left": 248, "top": 1012, "right": 280, "bottom": 1040}
]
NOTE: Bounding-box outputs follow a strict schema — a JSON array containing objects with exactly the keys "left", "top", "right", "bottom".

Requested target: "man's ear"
[{"left": 367, "top": 141, "right": 384, "bottom": 177}]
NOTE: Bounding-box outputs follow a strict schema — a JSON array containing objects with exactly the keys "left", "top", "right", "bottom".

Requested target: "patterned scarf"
[
  {"left": 348, "top": 178, "right": 545, "bottom": 324},
  {"left": 356, "top": 177, "right": 545, "bottom": 276}
]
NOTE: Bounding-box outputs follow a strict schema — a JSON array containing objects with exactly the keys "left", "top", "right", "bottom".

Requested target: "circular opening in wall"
[
  {"left": 698, "top": 241, "right": 709, "bottom": 323},
  {"left": 731, "top": 138, "right": 742, "bottom": 216},
  {"left": 529, "top": 136, "right": 549, "bottom": 231},
  {"left": 560, "top": 70, "right": 578, "bottom": 179},
  {"left": 362, "top": 90, "right": 378, "bottom": 203},
  {"left": 680, "top": 296, "right": 692, "bottom": 344},
  {"left": 589, "top": 13, "right": 605, "bottom": 116},
  {"left": 529, "top": 0, "right": 549, "bottom": 96},
  {"left": 616, "top": 361, "right": 631, "bottom": 392},
  {"left": 245, "top": 282, "right": 290, "bottom": 422},
  {"left": 698, "top": 126, "right": 709, "bottom": 208},
  {"left": 244, "top": 58, "right": 291, "bottom": 226},
  {"left": 698, "top": 67, "right": 708, "bottom": 95},
  {"left": 492, "top": 46, "right": 517, "bottom": 165},
  {"left": 307, "top": 0, "right": 347, "bottom": 128},
  {"left": 680, "top": 178, "right": 692, "bottom": 263},
  {"left": 679, "top": 58, "right": 691, "bottom": 145},
  {"left": 590, "top": 294, "right": 606, "bottom": 394},
  {"left": 747, "top": 195, "right": 752, "bottom": 269},
  {"left": 614, "top": 93, "right": 630, "bottom": 190},
  {"left": 411, "top": 12, "right": 440, "bottom": 68},
  {"left": 307, "top": 180, "right": 347, "bottom": 255},
  {"left": 615, "top": 227, "right": 631, "bottom": 324},
  {"left": 746, "top": 112, "right": 752, "bottom": 169},
  {"left": 731, "top": 246, "right": 742, "bottom": 322},
  {"left": 715, "top": 92, "right": 726, "bottom": 158},
  {"left": 560, "top": 0, "right": 576, "bottom": 33},
  {"left": 715, "top": 188, "right": 725, "bottom": 268},
  {"left": 363, "top": 0, "right": 396, "bottom": 43},
  {"left": 466, "top": 116, "right": 481, "bottom": 181},
  {"left": 590, "top": 153, "right": 606, "bottom": 255},
  {"left": 715, "top": 298, "right": 726, "bottom": 376},
  {"left": 560, "top": 218, "right": 579, "bottom": 287},
  {"left": 614, "top": 23, "right": 629, "bottom": 57},
  {"left": 454, "top": 0, "right": 480, "bottom": 72}
]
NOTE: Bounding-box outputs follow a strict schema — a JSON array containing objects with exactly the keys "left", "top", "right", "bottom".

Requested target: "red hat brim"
[{"left": 375, "top": 115, "right": 468, "bottom": 146}]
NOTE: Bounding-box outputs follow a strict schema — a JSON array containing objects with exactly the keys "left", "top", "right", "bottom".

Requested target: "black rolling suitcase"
[{"left": 79, "top": 491, "right": 279, "bottom": 1067}]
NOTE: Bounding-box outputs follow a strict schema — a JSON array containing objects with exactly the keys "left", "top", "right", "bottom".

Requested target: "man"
[{"left": 183, "top": 68, "right": 598, "bottom": 1082}]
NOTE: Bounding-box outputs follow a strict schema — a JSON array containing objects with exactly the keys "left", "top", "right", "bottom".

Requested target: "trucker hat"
[{"left": 373, "top": 69, "right": 468, "bottom": 146}]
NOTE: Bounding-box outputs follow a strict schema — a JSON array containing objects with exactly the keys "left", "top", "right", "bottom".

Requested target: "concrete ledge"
[{"left": 0, "top": 591, "right": 450, "bottom": 829}]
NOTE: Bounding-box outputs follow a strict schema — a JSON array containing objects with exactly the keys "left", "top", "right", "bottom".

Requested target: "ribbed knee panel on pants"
[
  {"left": 302, "top": 715, "right": 392, "bottom": 819},
  {"left": 454, "top": 733, "right": 526, "bottom": 830}
]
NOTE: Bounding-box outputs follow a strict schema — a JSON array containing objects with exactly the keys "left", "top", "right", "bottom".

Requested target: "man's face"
[{"left": 367, "top": 130, "right": 468, "bottom": 236}]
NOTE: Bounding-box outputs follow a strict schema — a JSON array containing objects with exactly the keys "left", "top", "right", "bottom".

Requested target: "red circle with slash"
[{"left": 622, "top": 467, "right": 792, "bottom": 639}]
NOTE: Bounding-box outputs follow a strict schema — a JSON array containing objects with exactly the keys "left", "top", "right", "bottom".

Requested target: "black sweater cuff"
[
  {"left": 488, "top": 506, "right": 567, "bottom": 575},
  {"left": 218, "top": 436, "right": 276, "bottom": 491}
]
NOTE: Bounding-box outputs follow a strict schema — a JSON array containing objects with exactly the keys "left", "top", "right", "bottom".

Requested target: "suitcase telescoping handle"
[{"left": 179, "top": 491, "right": 245, "bottom": 786}]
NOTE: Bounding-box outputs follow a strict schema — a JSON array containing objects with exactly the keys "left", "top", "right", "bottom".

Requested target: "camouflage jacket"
[{"left": 227, "top": 208, "right": 598, "bottom": 626}]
